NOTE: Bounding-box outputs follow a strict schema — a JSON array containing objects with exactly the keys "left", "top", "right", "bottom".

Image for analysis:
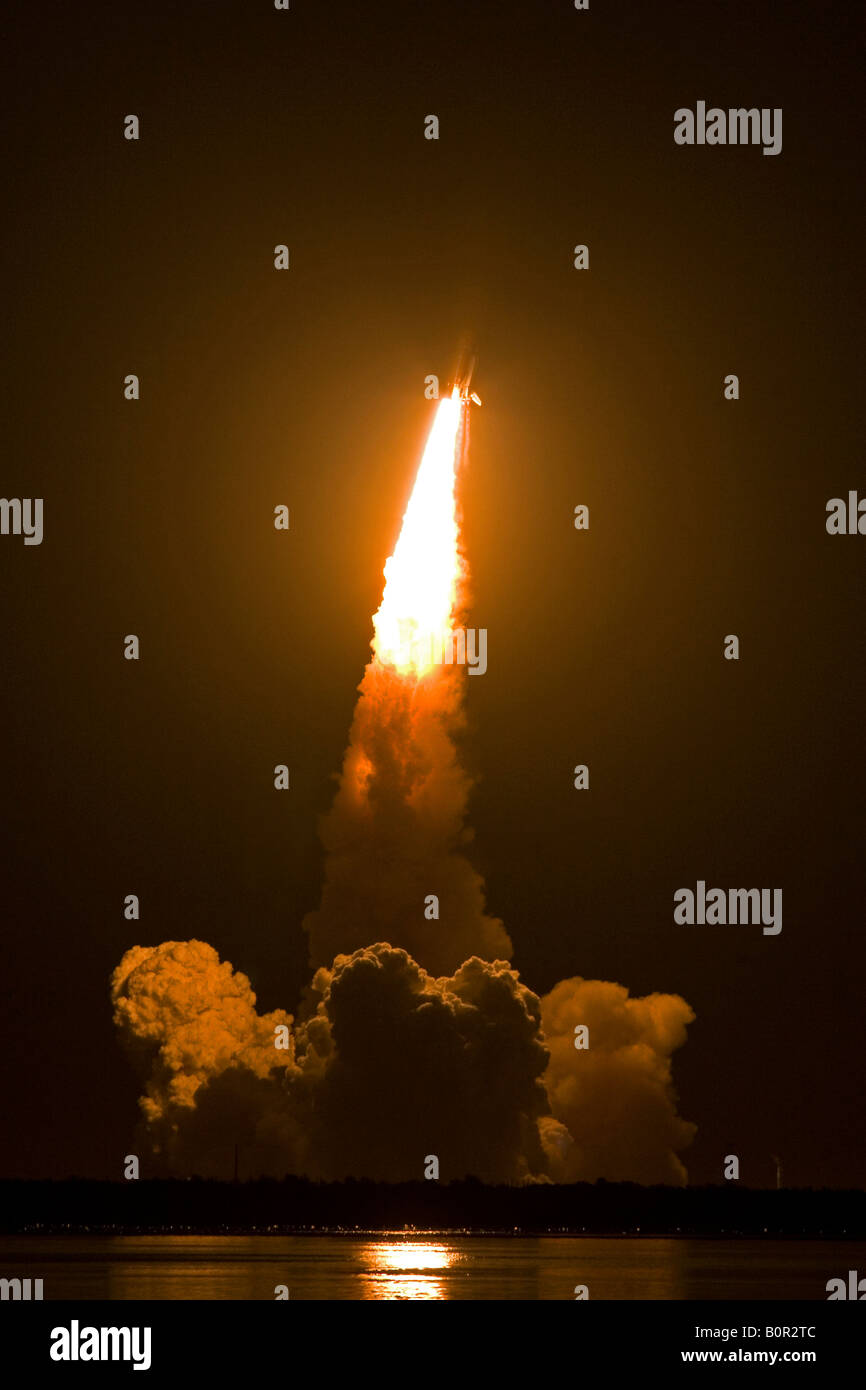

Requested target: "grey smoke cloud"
[
  {"left": 540, "top": 977, "right": 697, "bottom": 1185},
  {"left": 112, "top": 939, "right": 558, "bottom": 1182},
  {"left": 112, "top": 937, "right": 695, "bottom": 1184}
]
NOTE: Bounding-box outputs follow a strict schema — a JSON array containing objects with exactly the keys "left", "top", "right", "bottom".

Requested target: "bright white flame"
[{"left": 372, "top": 389, "right": 463, "bottom": 676}]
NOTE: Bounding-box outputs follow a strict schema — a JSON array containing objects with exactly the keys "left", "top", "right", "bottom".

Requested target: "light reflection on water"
[
  {"left": 0, "top": 1234, "right": 862, "bottom": 1300},
  {"left": 357, "top": 1241, "right": 455, "bottom": 1299}
]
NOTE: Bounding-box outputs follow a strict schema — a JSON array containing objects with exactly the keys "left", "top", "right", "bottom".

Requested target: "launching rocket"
[{"left": 453, "top": 345, "right": 482, "bottom": 406}]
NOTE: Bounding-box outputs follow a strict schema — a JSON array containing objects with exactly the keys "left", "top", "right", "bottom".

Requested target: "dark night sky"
[{"left": 1, "top": 0, "right": 863, "bottom": 1186}]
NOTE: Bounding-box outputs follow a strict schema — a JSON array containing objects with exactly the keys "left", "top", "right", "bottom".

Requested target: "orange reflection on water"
[{"left": 358, "top": 1241, "right": 455, "bottom": 1300}]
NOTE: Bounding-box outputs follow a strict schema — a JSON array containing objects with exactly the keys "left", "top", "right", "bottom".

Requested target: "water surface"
[{"left": 2, "top": 1235, "right": 859, "bottom": 1299}]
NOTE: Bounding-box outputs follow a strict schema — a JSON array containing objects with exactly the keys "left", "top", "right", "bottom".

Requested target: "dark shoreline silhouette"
[{"left": 1, "top": 1178, "right": 863, "bottom": 1237}]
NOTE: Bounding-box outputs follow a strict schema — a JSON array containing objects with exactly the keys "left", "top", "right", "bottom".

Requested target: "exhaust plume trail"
[{"left": 303, "top": 390, "right": 511, "bottom": 976}]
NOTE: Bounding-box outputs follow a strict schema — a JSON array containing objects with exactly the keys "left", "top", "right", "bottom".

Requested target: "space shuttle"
[{"left": 453, "top": 344, "right": 482, "bottom": 406}]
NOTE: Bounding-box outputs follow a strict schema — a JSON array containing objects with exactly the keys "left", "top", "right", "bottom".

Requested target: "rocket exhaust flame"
[
  {"left": 111, "top": 378, "right": 695, "bottom": 1186},
  {"left": 373, "top": 390, "right": 465, "bottom": 678}
]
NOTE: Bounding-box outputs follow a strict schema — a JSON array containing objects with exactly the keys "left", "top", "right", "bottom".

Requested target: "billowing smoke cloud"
[
  {"left": 110, "top": 940, "right": 301, "bottom": 1176},
  {"left": 112, "top": 939, "right": 556, "bottom": 1182},
  {"left": 303, "top": 660, "right": 512, "bottom": 977},
  {"left": 112, "top": 934, "right": 695, "bottom": 1184},
  {"left": 539, "top": 978, "right": 697, "bottom": 1185},
  {"left": 111, "top": 682, "right": 696, "bottom": 1186},
  {"left": 296, "top": 944, "right": 550, "bottom": 1181}
]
